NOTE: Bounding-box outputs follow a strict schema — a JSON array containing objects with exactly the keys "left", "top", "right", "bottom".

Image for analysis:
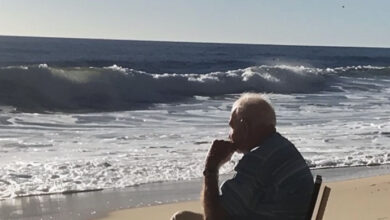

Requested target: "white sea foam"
[{"left": 1, "top": 84, "right": 390, "bottom": 199}]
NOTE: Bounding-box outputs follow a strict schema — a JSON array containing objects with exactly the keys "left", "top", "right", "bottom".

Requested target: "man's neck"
[{"left": 247, "top": 127, "right": 277, "bottom": 152}]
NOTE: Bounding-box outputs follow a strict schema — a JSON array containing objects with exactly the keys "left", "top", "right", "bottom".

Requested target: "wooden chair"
[{"left": 306, "top": 175, "right": 331, "bottom": 220}]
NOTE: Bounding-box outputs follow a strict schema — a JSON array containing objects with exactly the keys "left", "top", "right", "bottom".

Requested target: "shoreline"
[
  {"left": 1, "top": 165, "right": 390, "bottom": 220},
  {"left": 2, "top": 163, "right": 389, "bottom": 202}
]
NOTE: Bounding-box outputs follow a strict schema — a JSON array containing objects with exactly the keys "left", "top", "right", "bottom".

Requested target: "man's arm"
[
  {"left": 202, "top": 171, "right": 229, "bottom": 220},
  {"left": 202, "top": 140, "right": 235, "bottom": 220}
]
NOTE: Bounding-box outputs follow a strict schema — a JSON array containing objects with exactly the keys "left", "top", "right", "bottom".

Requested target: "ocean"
[{"left": 0, "top": 35, "right": 390, "bottom": 200}]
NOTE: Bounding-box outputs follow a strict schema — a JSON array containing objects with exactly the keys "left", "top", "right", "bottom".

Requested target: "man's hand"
[{"left": 205, "top": 140, "right": 237, "bottom": 171}]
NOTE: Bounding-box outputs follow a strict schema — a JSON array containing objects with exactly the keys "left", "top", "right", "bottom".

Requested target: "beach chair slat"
[
  {"left": 315, "top": 186, "right": 331, "bottom": 220},
  {"left": 306, "top": 175, "right": 322, "bottom": 220}
]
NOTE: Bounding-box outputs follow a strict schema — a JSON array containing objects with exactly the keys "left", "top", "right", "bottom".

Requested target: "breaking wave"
[{"left": 0, "top": 64, "right": 388, "bottom": 112}]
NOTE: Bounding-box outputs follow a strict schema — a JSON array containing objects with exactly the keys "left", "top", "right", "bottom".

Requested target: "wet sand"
[{"left": 1, "top": 165, "right": 390, "bottom": 220}]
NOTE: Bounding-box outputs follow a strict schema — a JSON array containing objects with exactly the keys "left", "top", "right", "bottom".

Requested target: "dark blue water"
[
  {"left": 0, "top": 35, "right": 390, "bottom": 112},
  {"left": 1, "top": 35, "right": 390, "bottom": 73}
]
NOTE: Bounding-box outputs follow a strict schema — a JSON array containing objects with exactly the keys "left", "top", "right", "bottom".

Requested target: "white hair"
[{"left": 232, "top": 93, "right": 276, "bottom": 127}]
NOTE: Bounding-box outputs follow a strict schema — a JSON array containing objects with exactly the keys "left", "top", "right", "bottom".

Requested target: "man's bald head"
[
  {"left": 229, "top": 93, "right": 277, "bottom": 153},
  {"left": 232, "top": 93, "right": 276, "bottom": 128}
]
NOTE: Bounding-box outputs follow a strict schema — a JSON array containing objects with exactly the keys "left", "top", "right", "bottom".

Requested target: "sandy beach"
[
  {"left": 97, "top": 174, "right": 390, "bottom": 220},
  {"left": 2, "top": 166, "right": 390, "bottom": 220},
  {"left": 323, "top": 174, "right": 390, "bottom": 220}
]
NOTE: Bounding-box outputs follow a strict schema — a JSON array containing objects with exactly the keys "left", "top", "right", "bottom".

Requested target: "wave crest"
[{"left": 0, "top": 64, "right": 386, "bottom": 112}]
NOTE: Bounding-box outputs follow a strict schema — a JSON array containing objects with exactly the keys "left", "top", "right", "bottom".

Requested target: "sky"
[{"left": 0, "top": 0, "right": 390, "bottom": 47}]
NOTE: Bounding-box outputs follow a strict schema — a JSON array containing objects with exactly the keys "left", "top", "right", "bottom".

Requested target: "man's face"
[{"left": 228, "top": 109, "right": 247, "bottom": 153}]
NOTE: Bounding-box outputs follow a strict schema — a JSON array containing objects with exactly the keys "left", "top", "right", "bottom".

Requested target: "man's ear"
[{"left": 240, "top": 118, "right": 250, "bottom": 139}]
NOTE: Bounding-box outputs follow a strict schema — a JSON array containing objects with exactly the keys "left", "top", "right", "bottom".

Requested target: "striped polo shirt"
[{"left": 220, "top": 132, "right": 314, "bottom": 220}]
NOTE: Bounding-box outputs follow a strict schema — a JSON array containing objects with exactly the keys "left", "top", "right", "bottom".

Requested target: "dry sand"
[
  {"left": 323, "top": 174, "right": 390, "bottom": 220},
  {"left": 97, "top": 174, "right": 390, "bottom": 220}
]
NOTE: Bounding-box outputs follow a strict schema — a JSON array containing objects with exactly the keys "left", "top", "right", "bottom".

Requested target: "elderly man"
[{"left": 172, "top": 93, "right": 314, "bottom": 220}]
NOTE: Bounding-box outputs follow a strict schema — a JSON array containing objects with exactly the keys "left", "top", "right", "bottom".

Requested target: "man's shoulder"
[
  {"left": 243, "top": 132, "right": 308, "bottom": 173},
  {"left": 235, "top": 133, "right": 294, "bottom": 170},
  {"left": 251, "top": 132, "right": 295, "bottom": 155}
]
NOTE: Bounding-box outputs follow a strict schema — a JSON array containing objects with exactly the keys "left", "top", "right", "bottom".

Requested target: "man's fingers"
[
  {"left": 212, "top": 139, "right": 233, "bottom": 147},
  {"left": 206, "top": 140, "right": 236, "bottom": 169},
  {"left": 212, "top": 139, "right": 227, "bottom": 145},
  {"left": 209, "top": 140, "right": 236, "bottom": 159}
]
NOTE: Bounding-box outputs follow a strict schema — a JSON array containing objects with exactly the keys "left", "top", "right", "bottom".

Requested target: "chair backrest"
[{"left": 306, "top": 175, "right": 322, "bottom": 220}]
